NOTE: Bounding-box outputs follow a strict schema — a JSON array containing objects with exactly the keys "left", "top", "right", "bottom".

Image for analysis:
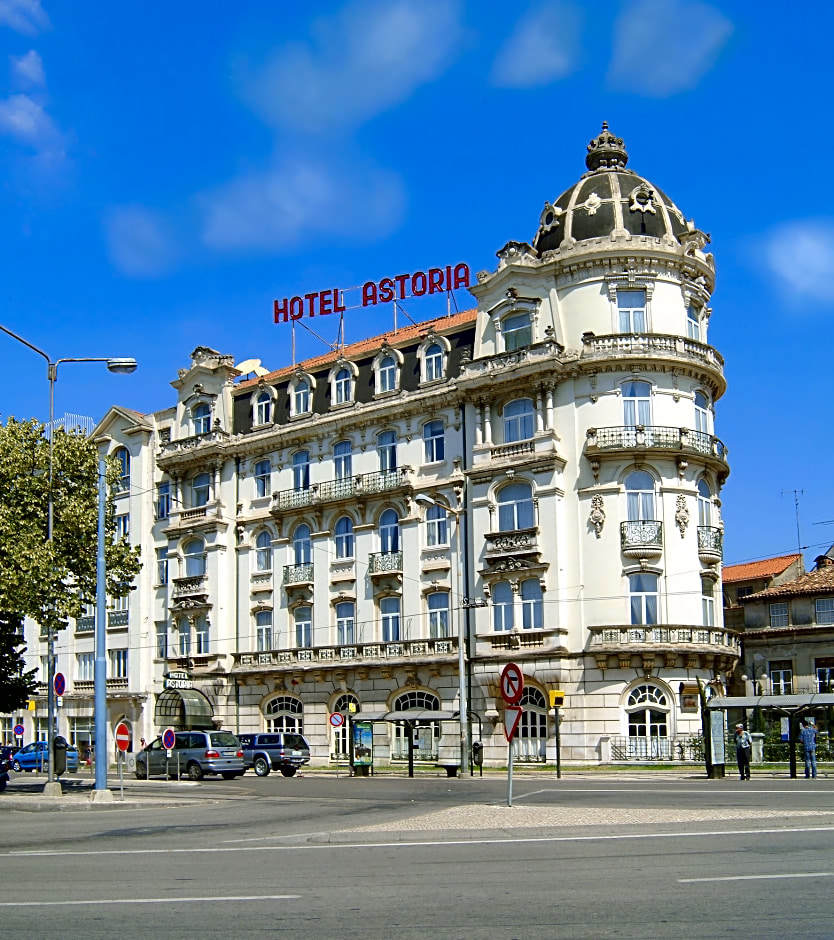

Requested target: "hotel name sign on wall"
[{"left": 274, "top": 262, "right": 471, "bottom": 323}]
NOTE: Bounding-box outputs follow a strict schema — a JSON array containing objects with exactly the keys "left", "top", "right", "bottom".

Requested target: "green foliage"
[
  {"left": 0, "top": 418, "right": 142, "bottom": 638},
  {"left": 0, "top": 611, "right": 37, "bottom": 712}
]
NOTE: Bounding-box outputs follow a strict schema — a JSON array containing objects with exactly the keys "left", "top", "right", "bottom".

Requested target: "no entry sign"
[
  {"left": 500, "top": 662, "right": 524, "bottom": 704},
  {"left": 114, "top": 722, "right": 130, "bottom": 752}
]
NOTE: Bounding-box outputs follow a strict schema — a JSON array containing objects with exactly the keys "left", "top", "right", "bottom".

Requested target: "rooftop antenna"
[{"left": 781, "top": 489, "right": 804, "bottom": 555}]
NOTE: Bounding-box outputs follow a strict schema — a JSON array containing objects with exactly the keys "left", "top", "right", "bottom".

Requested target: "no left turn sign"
[{"left": 500, "top": 662, "right": 524, "bottom": 704}]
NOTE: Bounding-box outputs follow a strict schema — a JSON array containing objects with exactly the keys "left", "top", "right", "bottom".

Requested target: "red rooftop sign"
[{"left": 274, "top": 262, "right": 471, "bottom": 323}]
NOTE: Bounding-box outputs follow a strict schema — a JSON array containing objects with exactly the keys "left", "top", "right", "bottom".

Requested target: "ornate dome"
[{"left": 533, "top": 123, "right": 691, "bottom": 255}]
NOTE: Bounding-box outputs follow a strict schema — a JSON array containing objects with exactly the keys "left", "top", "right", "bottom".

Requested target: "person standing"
[
  {"left": 734, "top": 723, "right": 752, "bottom": 781},
  {"left": 799, "top": 719, "right": 818, "bottom": 779}
]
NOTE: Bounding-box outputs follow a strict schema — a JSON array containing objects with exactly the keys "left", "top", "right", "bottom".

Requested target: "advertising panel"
[{"left": 352, "top": 721, "right": 373, "bottom": 767}]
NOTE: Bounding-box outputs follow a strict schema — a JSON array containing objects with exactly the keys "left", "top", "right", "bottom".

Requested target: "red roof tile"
[
  {"left": 237, "top": 308, "right": 478, "bottom": 390},
  {"left": 746, "top": 564, "right": 834, "bottom": 600},
  {"left": 721, "top": 554, "right": 803, "bottom": 584}
]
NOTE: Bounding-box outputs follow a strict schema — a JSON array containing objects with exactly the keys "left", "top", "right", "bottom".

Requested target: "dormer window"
[
  {"left": 294, "top": 380, "right": 310, "bottom": 414},
  {"left": 379, "top": 356, "right": 397, "bottom": 392},
  {"left": 373, "top": 345, "right": 404, "bottom": 395},
  {"left": 193, "top": 403, "right": 211, "bottom": 435},
  {"left": 503, "top": 312, "right": 532, "bottom": 351},
  {"left": 335, "top": 367, "right": 352, "bottom": 404},
  {"left": 255, "top": 390, "right": 272, "bottom": 425},
  {"left": 618, "top": 290, "right": 647, "bottom": 333},
  {"left": 425, "top": 344, "right": 443, "bottom": 381}
]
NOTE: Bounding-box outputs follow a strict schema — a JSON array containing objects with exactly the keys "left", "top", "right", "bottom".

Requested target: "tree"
[
  {"left": 0, "top": 612, "right": 37, "bottom": 713},
  {"left": 0, "top": 419, "right": 141, "bottom": 710}
]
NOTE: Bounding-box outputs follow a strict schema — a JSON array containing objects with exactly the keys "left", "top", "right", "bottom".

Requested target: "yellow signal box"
[{"left": 549, "top": 690, "right": 565, "bottom": 709}]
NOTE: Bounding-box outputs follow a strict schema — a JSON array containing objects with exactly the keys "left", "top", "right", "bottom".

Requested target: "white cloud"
[
  {"left": 104, "top": 206, "right": 180, "bottom": 278},
  {"left": 609, "top": 0, "right": 731, "bottom": 96},
  {"left": 0, "top": 93, "right": 59, "bottom": 148},
  {"left": 199, "top": 157, "right": 405, "bottom": 251},
  {"left": 0, "top": 0, "right": 49, "bottom": 35},
  {"left": 491, "top": 2, "right": 582, "bottom": 88},
  {"left": 245, "top": 0, "right": 463, "bottom": 133},
  {"left": 11, "top": 49, "right": 44, "bottom": 86},
  {"left": 762, "top": 220, "right": 834, "bottom": 306}
]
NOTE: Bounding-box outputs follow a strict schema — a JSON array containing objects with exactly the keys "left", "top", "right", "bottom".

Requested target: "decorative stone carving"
[
  {"left": 581, "top": 192, "right": 602, "bottom": 215},
  {"left": 589, "top": 494, "right": 605, "bottom": 538},
  {"left": 629, "top": 183, "right": 656, "bottom": 215},
  {"left": 675, "top": 495, "right": 689, "bottom": 537}
]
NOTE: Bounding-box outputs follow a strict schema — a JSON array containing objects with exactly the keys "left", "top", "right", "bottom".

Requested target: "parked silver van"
[{"left": 135, "top": 730, "right": 245, "bottom": 780}]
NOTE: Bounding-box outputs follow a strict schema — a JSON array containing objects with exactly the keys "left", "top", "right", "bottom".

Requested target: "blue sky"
[{"left": 0, "top": 0, "right": 832, "bottom": 567}]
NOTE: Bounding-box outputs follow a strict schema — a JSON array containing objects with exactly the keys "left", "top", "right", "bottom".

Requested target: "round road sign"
[
  {"left": 53, "top": 672, "right": 66, "bottom": 697},
  {"left": 13, "top": 723, "right": 24, "bottom": 738},
  {"left": 115, "top": 721, "right": 131, "bottom": 752},
  {"left": 500, "top": 662, "right": 524, "bottom": 704},
  {"left": 161, "top": 727, "right": 176, "bottom": 750},
  {"left": 329, "top": 712, "right": 345, "bottom": 728}
]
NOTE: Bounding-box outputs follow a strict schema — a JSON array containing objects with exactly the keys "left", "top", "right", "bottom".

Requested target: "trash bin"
[
  {"left": 472, "top": 741, "right": 483, "bottom": 767},
  {"left": 53, "top": 735, "right": 68, "bottom": 777}
]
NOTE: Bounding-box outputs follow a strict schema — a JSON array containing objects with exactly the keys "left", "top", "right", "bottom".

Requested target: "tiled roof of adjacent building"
[
  {"left": 721, "top": 554, "right": 803, "bottom": 584},
  {"left": 237, "top": 308, "right": 478, "bottom": 390},
  {"left": 744, "top": 565, "right": 834, "bottom": 600}
]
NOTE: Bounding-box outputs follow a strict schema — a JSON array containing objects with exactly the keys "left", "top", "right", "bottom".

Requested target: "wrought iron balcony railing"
[
  {"left": 368, "top": 551, "right": 403, "bottom": 575},
  {"left": 697, "top": 525, "right": 723, "bottom": 562},
  {"left": 273, "top": 468, "right": 410, "bottom": 513},
  {"left": 107, "top": 610, "right": 129, "bottom": 628},
  {"left": 620, "top": 520, "right": 662, "bottom": 556},
  {"left": 284, "top": 562, "right": 314, "bottom": 585},
  {"left": 76, "top": 616, "right": 95, "bottom": 633},
  {"left": 586, "top": 426, "right": 727, "bottom": 462}
]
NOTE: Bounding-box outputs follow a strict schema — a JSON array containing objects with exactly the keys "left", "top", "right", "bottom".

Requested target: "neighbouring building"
[
  {"left": 722, "top": 553, "right": 804, "bottom": 631},
  {"left": 13, "top": 125, "right": 738, "bottom": 765}
]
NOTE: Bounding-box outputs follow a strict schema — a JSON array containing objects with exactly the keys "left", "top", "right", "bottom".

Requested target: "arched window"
[
  {"left": 697, "top": 479, "right": 712, "bottom": 526},
  {"left": 503, "top": 312, "right": 532, "bottom": 351},
  {"left": 193, "top": 403, "right": 211, "bottom": 435},
  {"left": 379, "top": 509, "right": 400, "bottom": 554},
  {"left": 423, "top": 420, "right": 444, "bottom": 462},
  {"left": 293, "top": 380, "right": 310, "bottom": 415},
  {"left": 503, "top": 398, "right": 535, "bottom": 443},
  {"left": 333, "top": 693, "right": 359, "bottom": 714},
  {"left": 293, "top": 524, "right": 312, "bottom": 565},
  {"left": 497, "top": 482, "right": 534, "bottom": 531},
  {"left": 256, "top": 610, "right": 272, "bottom": 651},
  {"left": 379, "top": 355, "right": 397, "bottom": 393},
  {"left": 394, "top": 690, "right": 439, "bottom": 711},
  {"left": 377, "top": 430, "right": 397, "bottom": 472},
  {"left": 334, "top": 440, "right": 352, "bottom": 480},
  {"left": 293, "top": 450, "right": 310, "bottom": 491},
  {"left": 183, "top": 538, "right": 206, "bottom": 577},
  {"left": 622, "top": 380, "right": 652, "bottom": 427},
  {"left": 629, "top": 573, "right": 658, "bottom": 625},
  {"left": 255, "top": 531, "right": 272, "bottom": 571},
  {"left": 294, "top": 606, "right": 312, "bottom": 648},
  {"left": 264, "top": 695, "right": 303, "bottom": 733},
  {"left": 381, "top": 596, "right": 400, "bottom": 642},
  {"left": 334, "top": 516, "right": 354, "bottom": 559},
  {"left": 493, "top": 581, "right": 513, "bottom": 632},
  {"left": 114, "top": 447, "right": 130, "bottom": 493},
  {"left": 626, "top": 684, "right": 670, "bottom": 758},
  {"left": 335, "top": 367, "right": 352, "bottom": 404},
  {"left": 694, "top": 391, "right": 710, "bottom": 434},
  {"left": 625, "top": 471, "right": 655, "bottom": 521},
  {"left": 427, "top": 592, "right": 449, "bottom": 638},
  {"left": 521, "top": 578, "right": 543, "bottom": 629},
  {"left": 192, "top": 472, "right": 211, "bottom": 507},
  {"left": 514, "top": 686, "right": 547, "bottom": 762},
  {"left": 391, "top": 690, "right": 440, "bottom": 760},
  {"left": 254, "top": 459, "right": 271, "bottom": 498},
  {"left": 336, "top": 601, "right": 355, "bottom": 645},
  {"left": 424, "top": 343, "right": 444, "bottom": 382},
  {"left": 255, "top": 390, "right": 271, "bottom": 425},
  {"left": 425, "top": 503, "right": 448, "bottom": 546}
]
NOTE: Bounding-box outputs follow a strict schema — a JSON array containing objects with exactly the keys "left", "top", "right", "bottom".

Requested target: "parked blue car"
[{"left": 12, "top": 741, "right": 79, "bottom": 773}]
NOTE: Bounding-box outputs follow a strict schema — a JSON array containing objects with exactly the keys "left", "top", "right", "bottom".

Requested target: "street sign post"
[
  {"left": 549, "top": 690, "right": 565, "bottom": 779},
  {"left": 500, "top": 664, "right": 524, "bottom": 807},
  {"left": 53, "top": 672, "right": 65, "bottom": 697},
  {"left": 13, "top": 723, "right": 24, "bottom": 739},
  {"left": 114, "top": 722, "right": 130, "bottom": 752}
]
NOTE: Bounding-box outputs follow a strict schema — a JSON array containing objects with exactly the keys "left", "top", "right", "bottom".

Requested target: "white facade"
[{"left": 15, "top": 126, "right": 737, "bottom": 765}]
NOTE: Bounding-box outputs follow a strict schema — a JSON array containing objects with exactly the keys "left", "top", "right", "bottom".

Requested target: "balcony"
[
  {"left": 620, "top": 520, "right": 663, "bottom": 558},
  {"left": 283, "top": 563, "right": 314, "bottom": 588},
  {"left": 580, "top": 332, "right": 725, "bottom": 390},
  {"left": 588, "top": 623, "right": 740, "bottom": 671},
  {"left": 585, "top": 426, "right": 729, "bottom": 478},
  {"left": 484, "top": 527, "right": 539, "bottom": 556},
  {"left": 272, "top": 469, "right": 411, "bottom": 514},
  {"left": 172, "top": 574, "right": 208, "bottom": 598},
  {"left": 233, "top": 635, "right": 458, "bottom": 673},
  {"left": 697, "top": 525, "right": 723, "bottom": 564},
  {"left": 368, "top": 551, "right": 403, "bottom": 577},
  {"left": 157, "top": 428, "right": 231, "bottom": 469},
  {"left": 76, "top": 616, "right": 95, "bottom": 633},
  {"left": 166, "top": 499, "right": 224, "bottom": 533},
  {"left": 107, "top": 610, "right": 129, "bottom": 628}
]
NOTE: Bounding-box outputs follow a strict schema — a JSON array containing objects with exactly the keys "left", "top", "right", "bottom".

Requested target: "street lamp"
[
  {"left": 0, "top": 323, "right": 136, "bottom": 794},
  {"left": 415, "top": 490, "right": 470, "bottom": 773}
]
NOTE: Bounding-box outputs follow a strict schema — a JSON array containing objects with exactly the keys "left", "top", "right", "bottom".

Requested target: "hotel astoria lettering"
[{"left": 274, "top": 262, "right": 471, "bottom": 323}]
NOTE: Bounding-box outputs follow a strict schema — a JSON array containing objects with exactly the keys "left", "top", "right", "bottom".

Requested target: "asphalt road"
[{"left": 2, "top": 772, "right": 833, "bottom": 938}]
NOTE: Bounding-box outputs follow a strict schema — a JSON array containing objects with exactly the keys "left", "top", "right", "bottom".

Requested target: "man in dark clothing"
[{"left": 734, "top": 723, "right": 752, "bottom": 780}]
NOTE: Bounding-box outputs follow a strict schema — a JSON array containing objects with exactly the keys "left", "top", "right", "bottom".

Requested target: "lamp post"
[
  {"left": 0, "top": 323, "right": 136, "bottom": 793},
  {"left": 415, "top": 490, "right": 471, "bottom": 774}
]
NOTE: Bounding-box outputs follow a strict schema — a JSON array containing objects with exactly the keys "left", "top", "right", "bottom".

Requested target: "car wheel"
[
  {"left": 280, "top": 767, "right": 297, "bottom": 777},
  {"left": 12, "top": 761, "right": 22, "bottom": 773},
  {"left": 186, "top": 762, "right": 203, "bottom": 781},
  {"left": 253, "top": 756, "right": 270, "bottom": 777},
  {"left": 135, "top": 761, "right": 148, "bottom": 780}
]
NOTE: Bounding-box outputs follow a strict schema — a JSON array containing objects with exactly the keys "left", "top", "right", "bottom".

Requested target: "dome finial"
[{"left": 586, "top": 122, "right": 628, "bottom": 171}]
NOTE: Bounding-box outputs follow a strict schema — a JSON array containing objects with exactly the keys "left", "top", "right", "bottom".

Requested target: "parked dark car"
[
  {"left": 238, "top": 732, "right": 310, "bottom": 777},
  {"left": 0, "top": 745, "right": 16, "bottom": 764},
  {"left": 135, "top": 730, "right": 245, "bottom": 781}
]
